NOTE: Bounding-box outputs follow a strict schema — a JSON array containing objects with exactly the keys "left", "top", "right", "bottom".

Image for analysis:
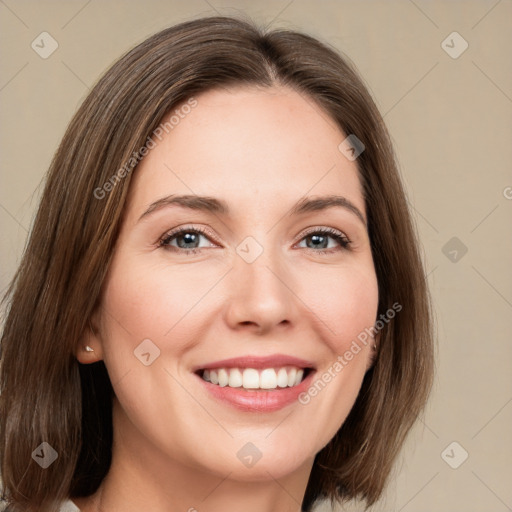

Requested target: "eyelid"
[
  {"left": 297, "top": 225, "right": 348, "bottom": 238},
  {"left": 158, "top": 224, "right": 220, "bottom": 247}
]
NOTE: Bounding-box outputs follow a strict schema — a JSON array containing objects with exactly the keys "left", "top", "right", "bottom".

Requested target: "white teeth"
[
  {"left": 218, "top": 368, "right": 229, "bottom": 387},
  {"left": 228, "top": 368, "right": 243, "bottom": 388},
  {"left": 200, "top": 366, "right": 307, "bottom": 390},
  {"left": 276, "top": 368, "right": 289, "bottom": 388},
  {"left": 243, "top": 368, "right": 260, "bottom": 389},
  {"left": 260, "top": 368, "right": 277, "bottom": 389},
  {"left": 287, "top": 367, "right": 297, "bottom": 387}
]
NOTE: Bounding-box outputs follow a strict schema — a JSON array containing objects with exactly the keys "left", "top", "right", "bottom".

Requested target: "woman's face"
[{"left": 87, "top": 85, "right": 379, "bottom": 481}]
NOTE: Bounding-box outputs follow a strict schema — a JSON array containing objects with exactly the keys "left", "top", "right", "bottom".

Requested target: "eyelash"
[{"left": 158, "top": 225, "right": 351, "bottom": 256}]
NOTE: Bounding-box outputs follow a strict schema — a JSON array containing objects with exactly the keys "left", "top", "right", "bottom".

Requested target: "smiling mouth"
[{"left": 197, "top": 366, "right": 312, "bottom": 390}]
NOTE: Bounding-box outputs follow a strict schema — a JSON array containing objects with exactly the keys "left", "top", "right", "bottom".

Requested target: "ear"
[
  {"left": 365, "top": 331, "right": 380, "bottom": 371},
  {"left": 75, "top": 312, "right": 104, "bottom": 364}
]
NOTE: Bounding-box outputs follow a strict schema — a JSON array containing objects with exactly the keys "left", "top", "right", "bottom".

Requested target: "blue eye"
[
  {"left": 159, "top": 226, "right": 351, "bottom": 256},
  {"left": 297, "top": 228, "right": 351, "bottom": 254},
  {"left": 159, "top": 226, "right": 215, "bottom": 255}
]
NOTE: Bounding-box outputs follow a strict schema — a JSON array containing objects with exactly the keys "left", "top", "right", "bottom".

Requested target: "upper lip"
[{"left": 193, "top": 354, "right": 316, "bottom": 371}]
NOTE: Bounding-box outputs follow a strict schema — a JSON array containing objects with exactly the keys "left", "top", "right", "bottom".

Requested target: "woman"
[{"left": 0, "top": 15, "right": 434, "bottom": 512}]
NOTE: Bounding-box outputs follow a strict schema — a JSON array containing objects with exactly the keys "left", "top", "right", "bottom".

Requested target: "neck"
[
  {"left": 75, "top": 455, "right": 310, "bottom": 512},
  {"left": 73, "top": 400, "right": 313, "bottom": 512}
]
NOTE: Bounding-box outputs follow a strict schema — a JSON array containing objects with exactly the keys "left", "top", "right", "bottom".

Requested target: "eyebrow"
[{"left": 138, "top": 194, "right": 366, "bottom": 226}]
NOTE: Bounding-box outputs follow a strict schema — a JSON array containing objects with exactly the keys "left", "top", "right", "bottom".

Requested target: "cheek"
[
  {"left": 100, "top": 254, "right": 222, "bottom": 348},
  {"left": 298, "top": 260, "right": 379, "bottom": 352},
  {"left": 96, "top": 253, "right": 233, "bottom": 398},
  {"left": 293, "top": 262, "right": 378, "bottom": 449}
]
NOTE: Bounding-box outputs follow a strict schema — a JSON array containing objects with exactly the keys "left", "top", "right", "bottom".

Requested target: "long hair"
[{"left": 0, "top": 15, "right": 434, "bottom": 512}]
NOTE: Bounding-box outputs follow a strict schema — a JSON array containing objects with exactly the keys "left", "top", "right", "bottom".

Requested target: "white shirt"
[
  {"left": 0, "top": 500, "right": 80, "bottom": 511},
  {"left": 59, "top": 500, "right": 81, "bottom": 512}
]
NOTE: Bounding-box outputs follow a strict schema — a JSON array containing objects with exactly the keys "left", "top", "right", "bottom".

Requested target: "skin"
[{"left": 75, "top": 85, "right": 379, "bottom": 512}]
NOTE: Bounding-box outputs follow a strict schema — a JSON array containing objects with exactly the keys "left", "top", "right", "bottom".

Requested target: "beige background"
[{"left": 1, "top": 1, "right": 511, "bottom": 511}]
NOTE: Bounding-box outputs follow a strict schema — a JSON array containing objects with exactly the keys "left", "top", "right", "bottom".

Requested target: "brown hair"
[{"left": 0, "top": 15, "right": 434, "bottom": 512}]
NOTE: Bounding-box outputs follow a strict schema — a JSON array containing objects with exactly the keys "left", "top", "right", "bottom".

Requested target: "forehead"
[{"left": 126, "top": 85, "right": 365, "bottom": 221}]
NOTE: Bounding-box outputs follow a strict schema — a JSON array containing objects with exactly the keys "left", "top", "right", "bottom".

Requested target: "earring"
[{"left": 85, "top": 346, "right": 94, "bottom": 352}]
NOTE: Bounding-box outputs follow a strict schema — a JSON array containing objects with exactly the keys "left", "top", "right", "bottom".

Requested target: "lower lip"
[{"left": 196, "top": 371, "right": 315, "bottom": 412}]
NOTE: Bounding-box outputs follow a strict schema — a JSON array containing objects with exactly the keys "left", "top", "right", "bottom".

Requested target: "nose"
[{"left": 223, "top": 245, "right": 300, "bottom": 335}]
